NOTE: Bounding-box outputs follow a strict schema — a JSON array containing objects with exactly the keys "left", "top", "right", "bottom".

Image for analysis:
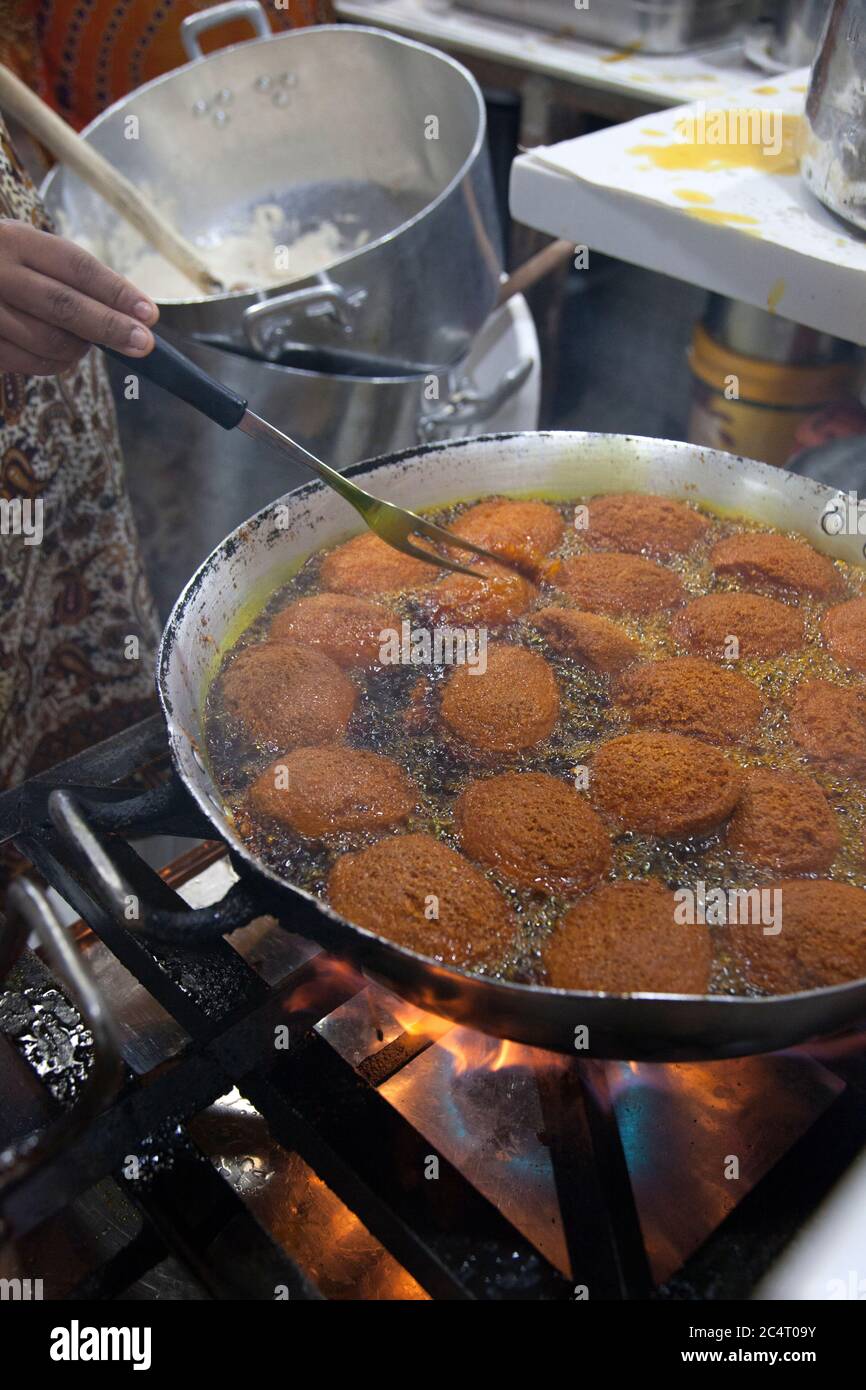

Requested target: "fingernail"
[
  {"left": 133, "top": 299, "right": 156, "bottom": 322},
  {"left": 128, "top": 324, "right": 150, "bottom": 350}
]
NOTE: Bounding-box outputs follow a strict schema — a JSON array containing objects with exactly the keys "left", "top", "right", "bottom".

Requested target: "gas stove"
[{"left": 2, "top": 716, "right": 866, "bottom": 1303}]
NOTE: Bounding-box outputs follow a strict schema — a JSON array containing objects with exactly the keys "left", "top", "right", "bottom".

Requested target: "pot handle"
[
  {"left": 243, "top": 282, "right": 365, "bottom": 359},
  {"left": 181, "top": 0, "right": 270, "bottom": 63},
  {"left": 418, "top": 357, "right": 535, "bottom": 442}
]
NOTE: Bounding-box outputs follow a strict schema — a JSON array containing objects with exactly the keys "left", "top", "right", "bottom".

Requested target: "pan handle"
[
  {"left": 105, "top": 334, "right": 248, "bottom": 430},
  {"left": 180, "top": 1, "right": 270, "bottom": 63}
]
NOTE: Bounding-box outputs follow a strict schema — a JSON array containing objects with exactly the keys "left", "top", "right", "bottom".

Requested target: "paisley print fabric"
[
  {"left": 0, "top": 115, "right": 160, "bottom": 792},
  {"left": 0, "top": 1, "right": 336, "bottom": 129}
]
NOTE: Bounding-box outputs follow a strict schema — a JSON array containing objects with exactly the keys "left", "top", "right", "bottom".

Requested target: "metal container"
[
  {"left": 109, "top": 321, "right": 533, "bottom": 485},
  {"left": 42, "top": 9, "right": 503, "bottom": 370},
  {"left": 764, "top": 0, "right": 832, "bottom": 68},
  {"left": 147, "top": 433, "right": 866, "bottom": 1062},
  {"left": 745, "top": 1, "right": 831, "bottom": 71},
  {"left": 801, "top": 0, "right": 866, "bottom": 231},
  {"left": 689, "top": 295, "right": 857, "bottom": 466},
  {"left": 703, "top": 293, "right": 854, "bottom": 365},
  {"left": 456, "top": 0, "right": 754, "bottom": 53}
]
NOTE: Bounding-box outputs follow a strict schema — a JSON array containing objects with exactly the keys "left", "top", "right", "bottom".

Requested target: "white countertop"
[
  {"left": 335, "top": 0, "right": 759, "bottom": 106},
  {"left": 510, "top": 69, "right": 866, "bottom": 346}
]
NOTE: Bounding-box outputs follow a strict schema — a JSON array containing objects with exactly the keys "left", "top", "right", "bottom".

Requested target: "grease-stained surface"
[{"left": 512, "top": 69, "right": 866, "bottom": 347}]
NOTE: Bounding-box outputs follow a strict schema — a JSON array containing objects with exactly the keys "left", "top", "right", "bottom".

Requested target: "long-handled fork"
[{"left": 107, "top": 334, "right": 500, "bottom": 578}]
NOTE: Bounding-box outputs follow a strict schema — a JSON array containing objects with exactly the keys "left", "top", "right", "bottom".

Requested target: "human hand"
[{"left": 0, "top": 219, "right": 158, "bottom": 375}]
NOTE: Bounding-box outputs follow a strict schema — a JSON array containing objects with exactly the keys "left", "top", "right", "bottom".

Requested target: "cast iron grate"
[
  {"left": 0, "top": 717, "right": 592, "bottom": 1299},
  {"left": 3, "top": 716, "right": 866, "bottom": 1300}
]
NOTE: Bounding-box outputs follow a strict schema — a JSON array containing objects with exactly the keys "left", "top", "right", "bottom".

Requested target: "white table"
[
  {"left": 510, "top": 71, "right": 866, "bottom": 346},
  {"left": 335, "top": 0, "right": 760, "bottom": 108}
]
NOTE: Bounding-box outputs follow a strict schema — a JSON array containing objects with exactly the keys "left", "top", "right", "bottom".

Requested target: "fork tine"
[
  {"left": 382, "top": 530, "right": 486, "bottom": 580},
  {"left": 404, "top": 514, "right": 502, "bottom": 564}
]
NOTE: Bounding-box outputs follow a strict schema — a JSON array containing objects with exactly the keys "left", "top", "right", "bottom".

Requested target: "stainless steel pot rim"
[
  {"left": 69, "top": 24, "right": 490, "bottom": 306},
  {"left": 157, "top": 430, "right": 866, "bottom": 1019}
]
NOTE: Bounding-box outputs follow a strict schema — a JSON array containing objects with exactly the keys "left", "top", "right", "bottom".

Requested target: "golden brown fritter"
[
  {"left": 527, "top": 607, "right": 640, "bottom": 675},
  {"left": 426, "top": 560, "right": 537, "bottom": 626},
  {"left": 729, "top": 879, "right": 866, "bottom": 993},
  {"left": 454, "top": 771, "right": 612, "bottom": 894},
  {"left": 672, "top": 592, "right": 804, "bottom": 660},
  {"left": 614, "top": 657, "right": 763, "bottom": 744},
  {"left": 823, "top": 597, "right": 866, "bottom": 675},
  {"left": 710, "top": 532, "right": 842, "bottom": 599},
  {"left": 555, "top": 553, "right": 685, "bottom": 616},
  {"left": 221, "top": 641, "right": 356, "bottom": 749},
  {"left": 726, "top": 768, "right": 841, "bottom": 876},
  {"left": 327, "top": 833, "right": 514, "bottom": 970},
  {"left": 543, "top": 881, "right": 711, "bottom": 994},
  {"left": 591, "top": 732, "right": 743, "bottom": 838},
  {"left": 449, "top": 498, "right": 564, "bottom": 576},
  {"left": 440, "top": 643, "right": 559, "bottom": 755},
  {"left": 584, "top": 492, "right": 709, "bottom": 557},
  {"left": 249, "top": 747, "right": 416, "bottom": 838},
  {"left": 788, "top": 679, "right": 866, "bottom": 776},
  {"left": 320, "top": 531, "right": 439, "bottom": 597},
  {"left": 270, "top": 592, "right": 399, "bottom": 670}
]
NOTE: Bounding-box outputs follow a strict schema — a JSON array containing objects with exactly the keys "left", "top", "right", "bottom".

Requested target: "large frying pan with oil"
[{"left": 156, "top": 432, "right": 866, "bottom": 1061}]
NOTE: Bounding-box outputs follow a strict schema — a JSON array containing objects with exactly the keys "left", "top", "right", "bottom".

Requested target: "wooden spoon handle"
[
  {"left": 496, "top": 239, "right": 575, "bottom": 308},
  {"left": 0, "top": 64, "right": 222, "bottom": 295}
]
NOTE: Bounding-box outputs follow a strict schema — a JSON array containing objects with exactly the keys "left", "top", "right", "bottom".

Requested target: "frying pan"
[{"left": 154, "top": 431, "right": 866, "bottom": 1061}]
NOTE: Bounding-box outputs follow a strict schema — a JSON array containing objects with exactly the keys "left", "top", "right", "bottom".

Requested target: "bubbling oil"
[{"left": 205, "top": 496, "right": 866, "bottom": 996}]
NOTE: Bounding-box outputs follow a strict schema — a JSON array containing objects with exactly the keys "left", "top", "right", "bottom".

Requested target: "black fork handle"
[{"left": 105, "top": 334, "right": 248, "bottom": 430}]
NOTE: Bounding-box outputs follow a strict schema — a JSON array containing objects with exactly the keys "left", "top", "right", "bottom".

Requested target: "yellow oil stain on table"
[
  {"left": 674, "top": 189, "right": 715, "bottom": 205},
  {"left": 641, "top": 127, "right": 665, "bottom": 137},
  {"left": 628, "top": 112, "right": 802, "bottom": 175},
  {"left": 753, "top": 85, "right": 780, "bottom": 95},
  {"left": 601, "top": 40, "right": 644, "bottom": 63},
  {"left": 685, "top": 208, "right": 760, "bottom": 227},
  {"left": 767, "top": 278, "right": 786, "bottom": 312}
]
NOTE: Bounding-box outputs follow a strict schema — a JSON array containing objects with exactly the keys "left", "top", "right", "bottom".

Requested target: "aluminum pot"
[
  {"left": 141, "top": 432, "right": 866, "bottom": 1063},
  {"left": 801, "top": 0, "right": 866, "bottom": 231},
  {"left": 108, "top": 321, "right": 532, "bottom": 474},
  {"left": 41, "top": 8, "right": 502, "bottom": 370}
]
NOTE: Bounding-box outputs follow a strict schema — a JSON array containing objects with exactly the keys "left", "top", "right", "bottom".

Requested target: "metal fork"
[{"left": 109, "top": 334, "right": 501, "bottom": 578}]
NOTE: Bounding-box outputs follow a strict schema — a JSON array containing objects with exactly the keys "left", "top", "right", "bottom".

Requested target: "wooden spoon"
[
  {"left": 0, "top": 63, "right": 224, "bottom": 296},
  {"left": 495, "top": 239, "right": 575, "bottom": 307}
]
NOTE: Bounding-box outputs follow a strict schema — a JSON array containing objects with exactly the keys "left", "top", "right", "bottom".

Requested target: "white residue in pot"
[{"left": 61, "top": 199, "right": 369, "bottom": 299}]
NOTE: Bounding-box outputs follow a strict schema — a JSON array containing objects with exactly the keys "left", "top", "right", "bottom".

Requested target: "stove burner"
[{"left": 1, "top": 715, "right": 865, "bottom": 1300}]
